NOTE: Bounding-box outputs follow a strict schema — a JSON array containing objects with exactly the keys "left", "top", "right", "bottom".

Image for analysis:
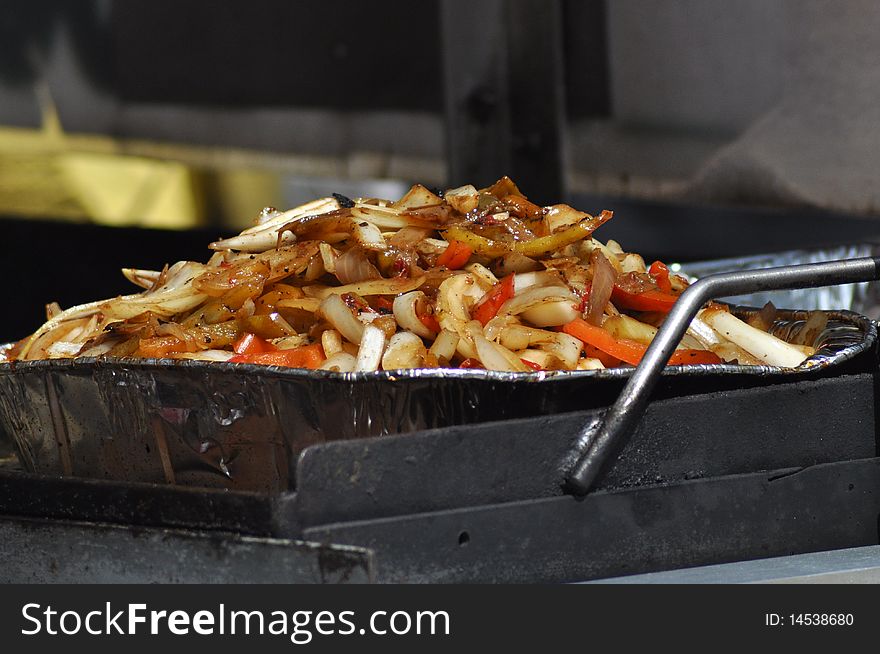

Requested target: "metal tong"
[{"left": 564, "top": 256, "right": 880, "bottom": 496}]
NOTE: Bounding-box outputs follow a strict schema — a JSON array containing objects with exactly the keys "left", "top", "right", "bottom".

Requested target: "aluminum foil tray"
[
  {"left": 679, "top": 244, "right": 880, "bottom": 318},
  {"left": 0, "top": 308, "right": 875, "bottom": 493}
]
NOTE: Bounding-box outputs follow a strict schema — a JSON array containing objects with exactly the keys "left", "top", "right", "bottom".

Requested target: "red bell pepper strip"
[
  {"left": 611, "top": 286, "right": 680, "bottom": 313},
  {"left": 520, "top": 358, "right": 543, "bottom": 371},
  {"left": 229, "top": 343, "right": 325, "bottom": 369},
  {"left": 436, "top": 241, "right": 473, "bottom": 269},
  {"left": 472, "top": 274, "right": 515, "bottom": 326},
  {"left": 233, "top": 332, "right": 277, "bottom": 355},
  {"left": 648, "top": 260, "right": 673, "bottom": 293},
  {"left": 563, "top": 319, "right": 646, "bottom": 365},
  {"left": 563, "top": 318, "right": 721, "bottom": 367},
  {"left": 583, "top": 343, "right": 620, "bottom": 368},
  {"left": 667, "top": 349, "right": 723, "bottom": 366}
]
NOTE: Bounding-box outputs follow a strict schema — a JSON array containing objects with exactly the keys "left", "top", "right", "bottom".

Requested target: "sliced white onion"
[
  {"left": 320, "top": 294, "right": 365, "bottom": 345},
  {"left": 521, "top": 301, "right": 580, "bottom": 327},
  {"left": 513, "top": 271, "right": 562, "bottom": 293},
  {"left": 354, "top": 324, "right": 386, "bottom": 372},
  {"left": 121, "top": 268, "right": 162, "bottom": 289},
  {"left": 20, "top": 295, "right": 126, "bottom": 359},
  {"left": 702, "top": 308, "right": 809, "bottom": 368},
  {"left": 470, "top": 329, "right": 530, "bottom": 373},
  {"left": 381, "top": 331, "right": 426, "bottom": 370},
  {"left": 709, "top": 341, "right": 762, "bottom": 366},
  {"left": 679, "top": 333, "right": 706, "bottom": 350},
  {"left": 78, "top": 341, "right": 117, "bottom": 358},
  {"left": 273, "top": 334, "right": 310, "bottom": 350},
  {"left": 483, "top": 314, "right": 519, "bottom": 342},
  {"left": 351, "top": 219, "right": 387, "bottom": 251},
  {"left": 210, "top": 197, "right": 340, "bottom": 252},
  {"left": 576, "top": 357, "right": 605, "bottom": 370},
  {"left": 321, "top": 329, "right": 343, "bottom": 356},
  {"left": 500, "top": 285, "right": 572, "bottom": 314},
  {"left": 619, "top": 253, "right": 646, "bottom": 274},
  {"left": 497, "top": 285, "right": 578, "bottom": 329},
  {"left": 429, "top": 329, "right": 459, "bottom": 362},
  {"left": 172, "top": 349, "right": 236, "bottom": 362},
  {"left": 303, "top": 253, "right": 325, "bottom": 281},
  {"left": 277, "top": 298, "right": 321, "bottom": 313},
  {"left": 311, "top": 276, "right": 425, "bottom": 300},
  {"left": 582, "top": 239, "right": 622, "bottom": 273},
  {"left": 603, "top": 314, "right": 657, "bottom": 345},
  {"left": 518, "top": 349, "right": 562, "bottom": 370},
  {"left": 498, "top": 325, "right": 531, "bottom": 351},
  {"left": 351, "top": 204, "right": 439, "bottom": 230},
  {"left": 393, "top": 291, "right": 435, "bottom": 340},
  {"left": 302, "top": 285, "right": 331, "bottom": 299},
  {"left": 391, "top": 184, "right": 444, "bottom": 210},
  {"left": 540, "top": 332, "right": 582, "bottom": 368},
  {"left": 605, "top": 239, "right": 625, "bottom": 255},
  {"left": 464, "top": 263, "right": 499, "bottom": 289},
  {"left": 66, "top": 313, "right": 98, "bottom": 343},
  {"left": 334, "top": 247, "right": 380, "bottom": 284},
  {"left": 453, "top": 328, "right": 479, "bottom": 360},
  {"left": 245, "top": 197, "right": 339, "bottom": 234},
  {"left": 319, "top": 242, "right": 338, "bottom": 274},
  {"left": 436, "top": 273, "right": 484, "bottom": 333},
  {"left": 100, "top": 261, "right": 208, "bottom": 321},
  {"left": 445, "top": 184, "right": 479, "bottom": 214},
  {"left": 416, "top": 238, "right": 451, "bottom": 256},
  {"left": 499, "top": 326, "right": 581, "bottom": 368},
  {"left": 585, "top": 250, "right": 616, "bottom": 326},
  {"left": 45, "top": 302, "right": 62, "bottom": 320},
  {"left": 320, "top": 352, "right": 358, "bottom": 372},
  {"left": 493, "top": 252, "right": 540, "bottom": 276},
  {"left": 389, "top": 226, "right": 433, "bottom": 250},
  {"left": 46, "top": 341, "right": 85, "bottom": 358},
  {"left": 687, "top": 312, "right": 725, "bottom": 348},
  {"left": 239, "top": 297, "right": 256, "bottom": 319},
  {"left": 544, "top": 204, "right": 587, "bottom": 233}
]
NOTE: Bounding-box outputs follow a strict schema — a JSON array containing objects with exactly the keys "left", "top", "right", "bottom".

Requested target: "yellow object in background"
[
  {"left": 0, "top": 91, "right": 203, "bottom": 229},
  {"left": 0, "top": 112, "right": 203, "bottom": 229},
  {"left": 0, "top": 89, "right": 300, "bottom": 231},
  {"left": 57, "top": 152, "right": 200, "bottom": 229}
]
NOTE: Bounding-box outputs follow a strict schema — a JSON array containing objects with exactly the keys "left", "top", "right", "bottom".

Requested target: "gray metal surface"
[
  {"left": 589, "top": 545, "right": 880, "bottom": 584},
  {"left": 289, "top": 373, "right": 876, "bottom": 528},
  {"left": 0, "top": 516, "right": 374, "bottom": 584},
  {"left": 303, "top": 458, "right": 880, "bottom": 583},
  {"left": 565, "top": 256, "right": 880, "bottom": 494}
]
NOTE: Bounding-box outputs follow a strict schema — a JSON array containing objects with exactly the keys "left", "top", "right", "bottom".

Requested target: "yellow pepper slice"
[{"left": 441, "top": 210, "right": 613, "bottom": 258}]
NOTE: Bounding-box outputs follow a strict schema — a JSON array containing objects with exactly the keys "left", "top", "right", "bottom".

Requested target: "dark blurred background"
[{"left": 3, "top": 0, "right": 880, "bottom": 340}]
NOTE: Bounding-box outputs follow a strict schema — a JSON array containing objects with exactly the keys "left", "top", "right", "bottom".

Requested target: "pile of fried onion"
[{"left": 3, "top": 177, "right": 818, "bottom": 372}]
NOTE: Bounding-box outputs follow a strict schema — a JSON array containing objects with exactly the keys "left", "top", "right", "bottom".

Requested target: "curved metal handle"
[{"left": 563, "top": 256, "right": 880, "bottom": 496}]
